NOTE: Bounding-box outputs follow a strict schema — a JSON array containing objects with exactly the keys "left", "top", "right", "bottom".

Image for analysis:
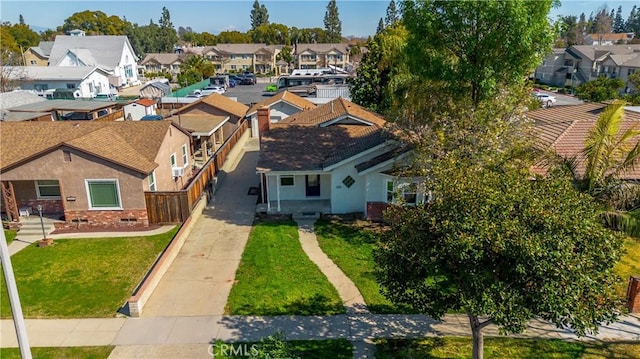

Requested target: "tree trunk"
[{"left": 467, "top": 311, "right": 491, "bottom": 359}]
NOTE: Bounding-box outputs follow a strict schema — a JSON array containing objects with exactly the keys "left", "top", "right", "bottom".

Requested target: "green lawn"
[
  {"left": 212, "top": 339, "right": 352, "bottom": 358},
  {"left": 314, "top": 219, "right": 415, "bottom": 314},
  {"left": 0, "top": 227, "right": 178, "bottom": 318},
  {"left": 615, "top": 237, "right": 640, "bottom": 297},
  {"left": 0, "top": 346, "right": 113, "bottom": 359},
  {"left": 4, "top": 230, "right": 17, "bottom": 245},
  {"left": 225, "top": 219, "right": 344, "bottom": 315},
  {"left": 375, "top": 337, "right": 640, "bottom": 358}
]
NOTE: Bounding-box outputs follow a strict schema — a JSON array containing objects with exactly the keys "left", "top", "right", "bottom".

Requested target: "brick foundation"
[
  {"left": 17, "top": 199, "right": 64, "bottom": 217},
  {"left": 366, "top": 202, "right": 389, "bottom": 222},
  {"left": 627, "top": 276, "right": 640, "bottom": 313},
  {"left": 56, "top": 209, "right": 149, "bottom": 229}
]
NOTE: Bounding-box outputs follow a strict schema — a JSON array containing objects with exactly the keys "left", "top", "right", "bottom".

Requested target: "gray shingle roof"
[
  {"left": 48, "top": 35, "right": 137, "bottom": 70},
  {"left": 4, "top": 66, "right": 108, "bottom": 81}
]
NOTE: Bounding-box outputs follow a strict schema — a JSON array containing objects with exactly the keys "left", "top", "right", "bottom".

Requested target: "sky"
[{"left": 0, "top": 0, "right": 639, "bottom": 38}]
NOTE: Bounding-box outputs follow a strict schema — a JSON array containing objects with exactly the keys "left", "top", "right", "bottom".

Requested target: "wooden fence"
[{"left": 144, "top": 119, "right": 249, "bottom": 224}]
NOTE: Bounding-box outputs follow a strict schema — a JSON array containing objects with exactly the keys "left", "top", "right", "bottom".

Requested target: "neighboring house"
[
  {"left": 171, "top": 114, "right": 230, "bottom": 164},
  {"left": 256, "top": 98, "right": 418, "bottom": 220},
  {"left": 139, "top": 80, "right": 172, "bottom": 99},
  {"left": 4, "top": 66, "right": 112, "bottom": 98},
  {"left": 23, "top": 41, "right": 54, "bottom": 66},
  {"left": 5, "top": 99, "right": 124, "bottom": 121},
  {"left": 294, "top": 43, "right": 351, "bottom": 70},
  {"left": 527, "top": 103, "right": 640, "bottom": 179},
  {"left": 534, "top": 45, "right": 640, "bottom": 93},
  {"left": 124, "top": 99, "right": 158, "bottom": 121},
  {"left": 200, "top": 44, "right": 282, "bottom": 74},
  {"left": 48, "top": 35, "right": 140, "bottom": 88},
  {"left": 168, "top": 93, "right": 249, "bottom": 157},
  {"left": 0, "top": 90, "right": 50, "bottom": 122},
  {"left": 139, "top": 53, "right": 184, "bottom": 78},
  {"left": 0, "top": 120, "right": 193, "bottom": 228},
  {"left": 584, "top": 32, "right": 635, "bottom": 46},
  {"left": 246, "top": 90, "right": 316, "bottom": 138}
]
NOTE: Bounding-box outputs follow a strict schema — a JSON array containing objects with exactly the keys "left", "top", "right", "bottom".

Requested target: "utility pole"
[{"left": 0, "top": 230, "right": 32, "bottom": 358}]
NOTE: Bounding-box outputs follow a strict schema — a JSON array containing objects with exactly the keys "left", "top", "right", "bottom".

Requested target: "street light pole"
[{"left": 0, "top": 231, "right": 33, "bottom": 358}]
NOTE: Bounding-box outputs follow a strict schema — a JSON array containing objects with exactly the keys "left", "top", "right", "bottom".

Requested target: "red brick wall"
[
  {"left": 17, "top": 199, "right": 64, "bottom": 217},
  {"left": 366, "top": 202, "right": 389, "bottom": 222},
  {"left": 56, "top": 209, "right": 149, "bottom": 229},
  {"left": 627, "top": 276, "right": 640, "bottom": 313}
]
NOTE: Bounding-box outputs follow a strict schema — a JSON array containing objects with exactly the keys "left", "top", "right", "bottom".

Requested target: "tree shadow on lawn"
[{"left": 231, "top": 293, "right": 345, "bottom": 316}]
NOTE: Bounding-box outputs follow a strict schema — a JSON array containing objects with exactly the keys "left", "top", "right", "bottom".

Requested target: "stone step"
[{"left": 292, "top": 211, "right": 320, "bottom": 220}]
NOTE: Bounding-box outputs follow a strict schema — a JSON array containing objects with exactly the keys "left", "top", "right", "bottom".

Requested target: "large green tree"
[
  {"left": 401, "top": 0, "right": 554, "bottom": 107},
  {"left": 375, "top": 162, "right": 624, "bottom": 359},
  {"left": 385, "top": 0, "right": 399, "bottom": 27},
  {"left": 323, "top": 0, "right": 342, "bottom": 43},
  {"left": 157, "top": 7, "right": 178, "bottom": 53},
  {"left": 60, "top": 10, "right": 130, "bottom": 35},
  {"left": 576, "top": 77, "right": 625, "bottom": 102},
  {"left": 250, "top": 0, "right": 269, "bottom": 31}
]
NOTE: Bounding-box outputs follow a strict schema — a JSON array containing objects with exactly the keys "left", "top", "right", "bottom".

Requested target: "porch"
[{"left": 257, "top": 199, "right": 331, "bottom": 215}]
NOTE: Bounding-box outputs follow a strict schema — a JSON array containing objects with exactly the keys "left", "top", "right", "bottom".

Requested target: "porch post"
[
  {"left": 265, "top": 175, "right": 271, "bottom": 212},
  {"left": 1, "top": 181, "right": 19, "bottom": 222},
  {"left": 276, "top": 174, "right": 281, "bottom": 212},
  {"left": 201, "top": 138, "right": 208, "bottom": 162}
]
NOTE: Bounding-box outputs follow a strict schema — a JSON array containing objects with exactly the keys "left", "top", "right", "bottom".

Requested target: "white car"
[
  {"left": 534, "top": 93, "right": 556, "bottom": 108},
  {"left": 201, "top": 85, "right": 225, "bottom": 95}
]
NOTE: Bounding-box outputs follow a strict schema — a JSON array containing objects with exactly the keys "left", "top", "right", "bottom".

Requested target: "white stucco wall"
[
  {"left": 124, "top": 103, "right": 154, "bottom": 120},
  {"left": 116, "top": 42, "right": 140, "bottom": 85},
  {"left": 266, "top": 173, "right": 331, "bottom": 201}
]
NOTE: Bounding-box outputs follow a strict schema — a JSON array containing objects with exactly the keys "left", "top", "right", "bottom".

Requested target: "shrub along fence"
[{"left": 144, "top": 119, "right": 249, "bottom": 224}]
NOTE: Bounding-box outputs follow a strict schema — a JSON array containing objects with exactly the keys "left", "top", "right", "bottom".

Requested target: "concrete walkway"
[{"left": 140, "top": 136, "right": 260, "bottom": 317}]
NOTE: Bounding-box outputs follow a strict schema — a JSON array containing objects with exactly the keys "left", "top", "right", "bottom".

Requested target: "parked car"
[
  {"left": 186, "top": 90, "right": 203, "bottom": 98},
  {"left": 534, "top": 93, "right": 556, "bottom": 108},
  {"left": 201, "top": 85, "right": 225, "bottom": 95},
  {"left": 265, "top": 84, "right": 277, "bottom": 92},
  {"left": 140, "top": 114, "right": 164, "bottom": 121},
  {"left": 94, "top": 93, "right": 118, "bottom": 101}
]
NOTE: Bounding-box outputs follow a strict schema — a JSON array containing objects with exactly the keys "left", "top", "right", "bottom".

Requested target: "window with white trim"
[
  {"left": 35, "top": 180, "right": 61, "bottom": 199},
  {"left": 386, "top": 180, "right": 425, "bottom": 206},
  {"left": 85, "top": 180, "right": 122, "bottom": 209},
  {"left": 280, "top": 175, "right": 294, "bottom": 186},
  {"left": 148, "top": 171, "right": 156, "bottom": 191},
  {"left": 181, "top": 144, "right": 188, "bottom": 167},
  {"left": 170, "top": 153, "right": 177, "bottom": 167}
]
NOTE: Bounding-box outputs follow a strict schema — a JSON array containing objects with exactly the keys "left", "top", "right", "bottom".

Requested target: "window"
[
  {"left": 230, "top": 65, "right": 237, "bottom": 70},
  {"left": 170, "top": 153, "right": 177, "bottom": 167},
  {"left": 181, "top": 144, "right": 188, "bottom": 167},
  {"left": 148, "top": 171, "right": 156, "bottom": 191},
  {"left": 242, "top": 54, "right": 249, "bottom": 59},
  {"left": 630, "top": 69, "right": 637, "bottom": 75},
  {"left": 280, "top": 175, "right": 294, "bottom": 186},
  {"left": 35, "top": 180, "right": 61, "bottom": 199},
  {"left": 34, "top": 84, "right": 48, "bottom": 91},
  {"left": 386, "top": 180, "right": 424, "bottom": 206},
  {"left": 242, "top": 65, "right": 248, "bottom": 70},
  {"left": 85, "top": 180, "right": 122, "bottom": 209},
  {"left": 63, "top": 150, "right": 72, "bottom": 162},
  {"left": 30, "top": 60, "right": 37, "bottom": 65},
  {"left": 124, "top": 65, "right": 134, "bottom": 78},
  {"left": 230, "top": 55, "right": 237, "bottom": 60},
  {"left": 66, "top": 83, "right": 76, "bottom": 89}
]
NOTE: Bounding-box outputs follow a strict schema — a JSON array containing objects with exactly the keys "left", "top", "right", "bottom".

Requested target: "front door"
[{"left": 305, "top": 175, "right": 320, "bottom": 197}]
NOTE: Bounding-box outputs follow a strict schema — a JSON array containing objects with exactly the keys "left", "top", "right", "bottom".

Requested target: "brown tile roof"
[
  {"left": 279, "top": 98, "right": 387, "bottom": 128},
  {"left": 257, "top": 124, "right": 388, "bottom": 172},
  {"left": 246, "top": 91, "right": 316, "bottom": 116},
  {"left": 0, "top": 120, "right": 179, "bottom": 174},
  {"left": 176, "top": 93, "right": 249, "bottom": 119},
  {"left": 136, "top": 98, "right": 157, "bottom": 107},
  {"left": 527, "top": 103, "right": 640, "bottom": 179}
]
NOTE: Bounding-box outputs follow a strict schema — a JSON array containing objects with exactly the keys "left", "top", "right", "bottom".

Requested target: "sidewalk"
[{"left": 2, "top": 313, "right": 638, "bottom": 348}]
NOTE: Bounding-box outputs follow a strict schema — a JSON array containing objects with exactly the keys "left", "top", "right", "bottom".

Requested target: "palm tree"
[{"left": 572, "top": 100, "right": 640, "bottom": 236}]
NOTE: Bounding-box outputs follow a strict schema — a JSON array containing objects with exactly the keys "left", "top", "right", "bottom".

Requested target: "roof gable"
[
  {"left": 48, "top": 35, "right": 136, "bottom": 70},
  {"left": 246, "top": 91, "right": 316, "bottom": 115},
  {"left": 279, "top": 98, "right": 386, "bottom": 128},
  {"left": 176, "top": 93, "right": 248, "bottom": 118},
  {"left": 0, "top": 121, "right": 180, "bottom": 174}
]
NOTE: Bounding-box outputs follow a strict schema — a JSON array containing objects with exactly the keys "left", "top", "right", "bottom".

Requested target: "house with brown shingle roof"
[
  {"left": 584, "top": 33, "right": 635, "bottom": 46},
  {"left": 255, "top": 98, "right": 417, "bottom": 219},
  {"left": 0, "top": 120, "right": 192, "bottom": 228},
  {"left": 168, "top": 93, "right": 249, "bottom": 161},
  {"left": 246, "top": 91, "right": 316, "bottom": 138},
  {"left": 527, "top": 103, "right": 640, "bottom": 179}
]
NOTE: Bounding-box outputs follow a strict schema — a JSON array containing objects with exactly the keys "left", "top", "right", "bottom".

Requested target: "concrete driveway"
[{"left": 141, "top": 136, "right": 260, "bottom": 317}]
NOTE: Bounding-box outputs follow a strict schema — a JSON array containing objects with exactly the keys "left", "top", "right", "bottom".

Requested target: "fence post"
[{"left": 627, "top": 276, "right": 640, "bottom": 313}]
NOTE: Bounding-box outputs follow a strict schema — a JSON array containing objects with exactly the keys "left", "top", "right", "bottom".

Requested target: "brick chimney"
[{"left": 257, "top": 106, "right": 270, "bottom": 140}]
